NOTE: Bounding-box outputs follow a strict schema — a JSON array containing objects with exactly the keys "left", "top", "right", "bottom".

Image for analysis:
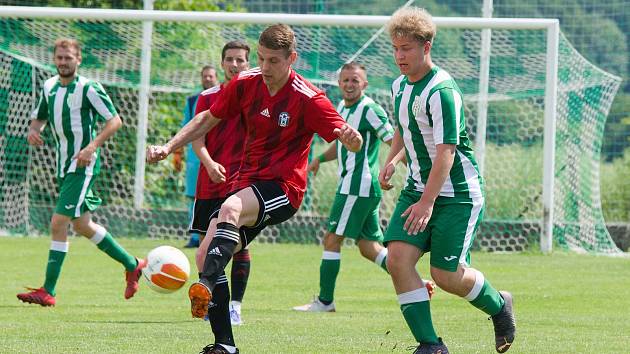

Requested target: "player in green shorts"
[
  {"left": 16, "top": 38, "right": 146, "bottom": 307},
  {"left": 294, "top": 62, "right": 433, "bottom": 313},
  {"left": 379, "top": 8, "right": 516, "bottom": 353}
]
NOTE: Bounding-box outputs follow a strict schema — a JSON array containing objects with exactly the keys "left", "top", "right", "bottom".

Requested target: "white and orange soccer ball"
[{"left": 141, "top": 246, "right": 191, "bottom": 294}]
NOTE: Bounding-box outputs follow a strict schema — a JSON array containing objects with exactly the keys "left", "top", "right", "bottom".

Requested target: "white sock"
[
  {"left": 230, "top": 300, "right": 242, "bottom": 313},
  {"left": 89, "top": 225, "right": 107, "bottom": 245},
  {"left": 50, "top": 240, "right": 69, "bottom": 252},
  {"left": 218, "top": 344, "right": 237, "bottom": 353},
  {"left": 374, "top": 248, "right": 387, "bottom": 267}
]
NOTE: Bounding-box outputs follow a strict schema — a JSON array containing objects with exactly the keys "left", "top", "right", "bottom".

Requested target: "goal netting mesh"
[{"left": 0, "top": 14, "right": 622, "bottom": 253}]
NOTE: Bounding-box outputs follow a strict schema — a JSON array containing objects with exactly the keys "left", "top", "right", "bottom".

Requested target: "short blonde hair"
[
  {"left": 259, "top": 24, "right": 296, "bottom": 57},
  {"left": 387, "top": 7, "right": 436, "bottom": 43},
  {"left": 54, "top": 38, "right": 82, "bottom": 57}
]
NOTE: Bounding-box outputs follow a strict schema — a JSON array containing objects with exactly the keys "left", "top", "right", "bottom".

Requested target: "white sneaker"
[
  {"left": 292, "top": 297, "right": 336, "bottom": 312},
  {"left": 229, "top": 302, "right": 243, "bottom": 326}
]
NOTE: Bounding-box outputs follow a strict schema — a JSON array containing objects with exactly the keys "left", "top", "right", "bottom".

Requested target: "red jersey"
[
  {"left": 194, "top": 84, "right": 246, "bottom": 199},
  {"left": 210, "top": 68, "right": 345, "bottom": 209}
]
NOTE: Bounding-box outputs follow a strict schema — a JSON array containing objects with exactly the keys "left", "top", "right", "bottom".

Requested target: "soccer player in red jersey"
[
  {"left": 146, "top": 24, "right": 362, "bottom": 354},
  {"left": 190, "top": 41, "right": 252, "bottom": 327}
]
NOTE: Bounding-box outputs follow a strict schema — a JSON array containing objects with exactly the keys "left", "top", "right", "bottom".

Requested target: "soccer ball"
[{"left": 141, "top": 246, "right": 191, "bottom": 294}]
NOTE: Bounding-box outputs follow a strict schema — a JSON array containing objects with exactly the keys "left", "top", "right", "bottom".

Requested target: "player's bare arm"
[
  {"left": 27, "top": 119, "right": 47, "bottom": 146},
  {"left": 379, "top": 129, "right": 405, "bottom": 190},
  {"left": 333, "top": 123, "right": 362, "bottom": 152},
  {"left": 192, "top": 136, "right": 226, "bottom": 183},
  {"left": 146, "top": 110, "right": 220, "bottom": 163},
  {"left": 75, "top": 115, "right": 122, "bottom": 168},
  {"left": 401, "top": 143, "right": 455, "bottom": 235},
  {"left": 308, "top": 142, "right": 337, "bottom": 176}
]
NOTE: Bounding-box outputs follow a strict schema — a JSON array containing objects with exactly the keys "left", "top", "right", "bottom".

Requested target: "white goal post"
[{"left": 0, "top": 6, "right": 561, "bottom": 252}]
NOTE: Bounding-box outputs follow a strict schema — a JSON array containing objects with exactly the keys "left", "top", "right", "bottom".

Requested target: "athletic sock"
[
  {"left": 374, "top": 247, "right": 388, "bottom": 273},
  {"left": 399, "top": 287, "right": 439, "bottom": 345},
  {"left": 43, "top": 241, "right": 68, "bottom": 296},
  {"left": 230, "top": 248, "right": 251, "bottom": 302},
  {"left": 90, "top": 225, "right": 137, "bottom": 271},
  {"left": 464, "top": 269, "right": 505, "bottom": 316},
  {"left": 208, "top": 273, "right": 235, "bottom": 348},
  {"left": 200, "top": 222, "right": 238, "bottom": 289},
  {"left": 318, "top": 250, "right": 340, "bottom": 304}
]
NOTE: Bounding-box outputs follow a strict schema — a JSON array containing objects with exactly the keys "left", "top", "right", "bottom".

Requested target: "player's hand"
[
  {"left": 334, "top": 124, "right": 362, "bottom": 152},
  {"left": 75, "top": 144, "right": 96, "bottom": 167},
  {"left": 204, "top": 160, "right": 226, "bottom": 183},
  {"left": 27, "top": 129, "right": 44, "bottom": 146},
  {"left": 379, "top": 162, "right": 396, "bottom": 190},
  {"left": 146, "top": 145, "right": 170, "bottom": 163},
  {"left": 307, "top": 158, "right": 321, "bottom": 176},
  {"left": 401, "top": 199, "right": 433, "bottom": 235}
]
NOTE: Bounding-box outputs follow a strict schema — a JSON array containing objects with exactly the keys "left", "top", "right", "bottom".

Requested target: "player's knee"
[
  {"left": 430, "top": 267, "right": 460, "bottom": 294},
  {"left": 217, "top": 198, "right": 242, "bottom": 224},
  {"left": 71, "top": 220, "right": 92, "bottom": 237},
  {"left": 323, "top": 233, "right": 342, "bottom": 251},
  {"left": 50, "top": 215, "right": 69, "bottom": 234},
  {"left": 386, "top": 253, "right": 405, "bottom": 275},
  {"left": 357, "top": 240, "right": 379, "bottom": 259}
]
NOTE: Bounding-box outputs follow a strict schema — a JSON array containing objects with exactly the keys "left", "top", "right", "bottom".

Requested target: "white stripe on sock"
[
  {"left": 217, "top": 344, "right": 237, "bottom": 354},
  {"left": 398, "top": 287, "right": 430, "bottom": 305},
  {"left": 464, "top": 269, "right": 485, "bottom": 301},
  {"left": 322, "top": 251, "right": 341, "bottom": 260},
  {"left": 374, "top": 248, "right": 387, "bottom": 267},
  {"left": 89, "top": 225, "right": 107, "bottom": 245},
  {"left": 50, "top": 240, "right": 69, "bottom": 252}
]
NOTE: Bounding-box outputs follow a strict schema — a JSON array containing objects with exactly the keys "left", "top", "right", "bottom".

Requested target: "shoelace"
[{"left": 200, "top": 344, "right": 223, "bottom": 354}]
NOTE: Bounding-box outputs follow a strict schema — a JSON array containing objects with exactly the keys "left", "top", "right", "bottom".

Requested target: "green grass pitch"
[{"left": 1, "top": 237, "right": 628, "bottom": 353}]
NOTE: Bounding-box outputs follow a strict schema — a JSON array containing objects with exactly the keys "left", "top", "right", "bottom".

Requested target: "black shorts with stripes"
[
  {"left": 193, "top": 181, "right": 297, "bottom": 246},
  {"left": 236, "top": 180, "right": 297, "bottom": 245},
  {"left": 189, "top": 197, "right": 255, "bottom": 246},
  {"left": 189, "top": 198, "right": 225, "bottom": 234}
]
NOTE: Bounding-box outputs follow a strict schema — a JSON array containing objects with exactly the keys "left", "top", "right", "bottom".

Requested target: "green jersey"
[
  {"left": 335, "top": 95, "right": 394, "bottom": 197},
  {"left": 32, "top": 75, "right": 117, "bottom": 178},
  {"left": 391, "top": 67, "right": 483, "bottom": 199}
]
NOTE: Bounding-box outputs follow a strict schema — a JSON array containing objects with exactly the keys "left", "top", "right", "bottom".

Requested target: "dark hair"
[
  {"left": 222, "top": 41, "right": 250, "bottom": 61},
  {"left": 54, "top": 38, "right": 81, "bottom": 57},
  {"left": 258, "top": 24, "right": 296, "bottom": 57},
  {"left": 200, "top": 65, "right": 216, "bottom": 75}
]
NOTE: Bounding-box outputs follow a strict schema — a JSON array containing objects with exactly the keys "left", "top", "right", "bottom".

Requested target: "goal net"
[{"left": 0, "top": 8, "right": 622, "bottom": 253}]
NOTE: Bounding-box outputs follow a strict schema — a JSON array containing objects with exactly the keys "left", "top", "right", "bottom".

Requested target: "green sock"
[
  {"left": 43, "top": 242, "right": 68, "bottom": 296},
  {"left": 468, "top": 274, "right": 505, "bottom": 316},
  {"left": 399, "top": 288, "right": 439, "bottom": 344},
  {"left": 375, "top": 248, "right": 388, "bottom": 273},
  {"left": 94, "top": 231, "right": 137, "bottom": 271},
  {"left": 318, "top": 251, "right": 340, "bottom": 303}
]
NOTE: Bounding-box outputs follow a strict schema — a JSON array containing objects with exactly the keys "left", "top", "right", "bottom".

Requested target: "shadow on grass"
[{"left": 72, "top": 320, "right": 192, "bottom": 324}]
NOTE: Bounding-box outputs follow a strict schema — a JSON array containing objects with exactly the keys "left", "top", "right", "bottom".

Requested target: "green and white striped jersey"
[
  {"left": 335, "top": 95, "right": 394, "bottom": 197},
  {"left": 391, "top": 66, "right": 483, "bottom": 199},
  {"left": 32, "top": 75, "right": 117, "bottom": 178}
]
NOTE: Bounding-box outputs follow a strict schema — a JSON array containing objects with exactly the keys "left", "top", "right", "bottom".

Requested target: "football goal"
[{"left": 0, "top": 6, "right": 622, "bottom": 254}]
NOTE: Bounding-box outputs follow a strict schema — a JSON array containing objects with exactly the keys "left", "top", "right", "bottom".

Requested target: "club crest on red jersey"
[{"left": 278, "top": 112, "right": 290, "bottom": 127}]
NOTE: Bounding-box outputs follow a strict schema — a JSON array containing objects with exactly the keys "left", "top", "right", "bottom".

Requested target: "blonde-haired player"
[{"left": 380, "top": 8, "right": 516, "bottom": 353}]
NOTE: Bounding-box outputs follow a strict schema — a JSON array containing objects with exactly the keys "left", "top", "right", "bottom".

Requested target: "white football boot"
[{"left": 292, "top": 297, "right": 336, "bottom": 312}]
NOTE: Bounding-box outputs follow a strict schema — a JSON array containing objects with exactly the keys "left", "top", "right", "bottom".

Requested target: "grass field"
[{"left": 1, "top": 237, "right": 629, "bottom": 353}]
